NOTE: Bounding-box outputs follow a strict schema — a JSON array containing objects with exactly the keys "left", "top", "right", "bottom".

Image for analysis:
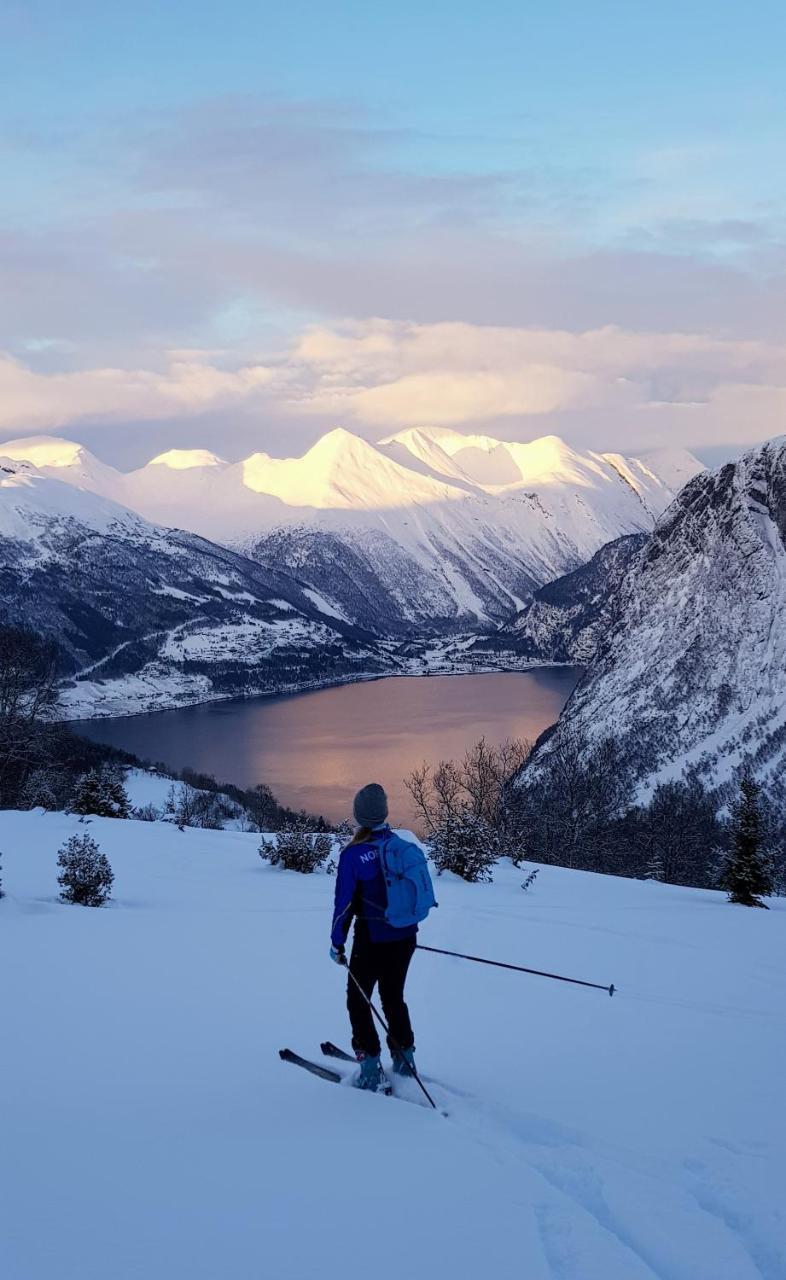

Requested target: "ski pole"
[
  {"left": 344, "top": 963, "right": 438, "bottom": 1111},
  {"left": 417, "top": 944, "right": 615, "bottom": 997}
]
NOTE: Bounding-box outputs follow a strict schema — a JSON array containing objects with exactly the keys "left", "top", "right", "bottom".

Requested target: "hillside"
[
  {"left": 468, "top": 533, "right": 647, "bottom": 665},
  {"left": 2, "top": 809, "right": 784, "bottom": 1280},
  {"left": 0, "top": 457, "right": 388, "bottom": 718},
  {"left": 0, "top": 429, "right": 704, "bottom": 634},
  {"left": 533, "top": 438, "right": 786, "bottom": 794}
]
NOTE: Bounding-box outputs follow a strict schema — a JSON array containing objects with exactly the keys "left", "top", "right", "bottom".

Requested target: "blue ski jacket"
[{"left": 330, "top": 826, "right": 418, "bottom": 947}]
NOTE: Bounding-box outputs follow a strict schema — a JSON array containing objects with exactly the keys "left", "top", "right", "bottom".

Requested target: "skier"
[{"left": 330, "top": 782, "right": 434, "bottom": 1092}]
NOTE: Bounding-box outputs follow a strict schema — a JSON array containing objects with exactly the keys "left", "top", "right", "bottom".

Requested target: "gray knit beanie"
[{"left": 353, "top": 782, "right": 389, "bottom": 827}]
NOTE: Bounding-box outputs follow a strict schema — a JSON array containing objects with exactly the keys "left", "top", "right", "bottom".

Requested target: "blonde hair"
[{"left": 349, "top": 825, "right": 374, "bottom": 846}]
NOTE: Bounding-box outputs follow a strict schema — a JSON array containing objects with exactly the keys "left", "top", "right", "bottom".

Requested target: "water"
[{"left": 77, "top": 670, "right": 580, "bottom": 827}]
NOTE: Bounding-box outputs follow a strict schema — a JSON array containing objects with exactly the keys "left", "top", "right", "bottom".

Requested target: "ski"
[
  {"left": 320, "top": 1040, "right": 355, "bottom": 1063},
  {"left": 279, "top": 1048, "right": 343, "bottom": 1084}
]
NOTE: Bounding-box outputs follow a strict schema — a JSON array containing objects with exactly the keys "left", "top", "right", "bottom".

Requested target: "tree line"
[
  {"left": 406, "top": 728, "right": 783, "bottom": 907},
  {"left": 0, "top": 625, "right": 323, "bottom": 832}
]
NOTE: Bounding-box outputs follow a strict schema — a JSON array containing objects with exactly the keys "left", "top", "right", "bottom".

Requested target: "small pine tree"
[
  {"left": 262, "top": 822, "right": 329, "bottom": 873},
  {"left": 57, "top": 833, "right": 114, "bottom": 906},
  {"left": 720, "top": 776, "right": 774, "bottom": 908},
  {"left": 429, "top": 809, "right": 500, "bottom": 883},
  {"left": 70, "top": 766, "right": 130, "bottom": 819},
  {"left": 333, "top": 819, "right": 354, "bottom": 849}
]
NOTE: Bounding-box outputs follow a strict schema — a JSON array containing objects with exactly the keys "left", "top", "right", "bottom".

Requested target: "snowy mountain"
[
  {"left": 4, "top": 807, "right": 785, "bottom": 1280},
  {"left": 532, "top": 437, "right": 786, "bottom": 792},
  {"left": 0, "top": 428, "right": 704, "bottom": 635},
  {"left": 469, "top": 533, "right": 648, "bottom": 666},
  {"left": 0, "top": 457, "right": 388, "bottom": 718}
]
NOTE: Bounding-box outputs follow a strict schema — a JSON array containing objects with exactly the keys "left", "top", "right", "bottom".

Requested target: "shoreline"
[{"left": 64, "top": 657, "right": 580, "bottom": 726}]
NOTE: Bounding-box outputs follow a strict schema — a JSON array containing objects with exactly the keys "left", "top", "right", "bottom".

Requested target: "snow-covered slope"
[
  {"left": 0, "top": 458, "right": 388, "bottom": 718},
  {"left": 470, "top": 534, "right": 647, "bottom": 666},
  {"left": 2, "top": 808, "right": 784, "bottom": 1280},
  {"left": 0, "top": 428, "right": 704, "bottom": 634},
  {"left": 534, "top": 437, "right": 786, "bottom": 792}
]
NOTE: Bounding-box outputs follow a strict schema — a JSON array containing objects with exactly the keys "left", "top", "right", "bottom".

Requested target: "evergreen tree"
[
  {"left": 333, "top": 819, "right": 354, "bottom": 849},
  {"left": 57, "top": 833, "right": 114, "bottom": 906},
  {"left": 70, "top": 765, "right": 130, "bottom": 819},
  {"left": 429, "top": 809, "right": 500, "bottom": 883},
  {"left": 720, "top": 776, "right": 774, "bottom": 908}
]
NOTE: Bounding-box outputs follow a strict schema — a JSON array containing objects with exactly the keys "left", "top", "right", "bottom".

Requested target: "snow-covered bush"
[
  {"left": 262, "top": 823, "right": 330, "bottom": 873},
  {"left": 520, "top": 867, "right": 539, "bottom": 892},
  {"left": 166, "top": 784, "right": 232, "bottom": 830},
  {"left": 133, "top": 802, "right": 161, "bottom": 822},
  {"left": 429, "top": 810, "right": 500, "bottom": 883},
  {"left": 57, "top": 833, "right": 114, "bottom": 907},
  {"left": 70, "top": 765, "right": 130, "bottom": 819},
  {"left": 18, "top": 767, "right": 61, "bottom": 811}
]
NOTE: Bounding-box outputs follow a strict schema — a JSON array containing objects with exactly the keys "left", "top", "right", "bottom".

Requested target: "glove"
[{"left": 330, "top": 944, "right": 347, "bottom": 966}]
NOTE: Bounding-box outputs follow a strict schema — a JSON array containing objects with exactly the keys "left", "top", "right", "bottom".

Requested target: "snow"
[
  {"left": 2, "top": 808, "right": 784, "bottom": 1280},
  {"left": 241, "top": 427, "right": 460, "bottom": 511},
  {"left": 0, "top": 459, "right": 145, "bottom": 540},
  {"left": 122, "top": 767, "right": 200, "bottom": 811},
  {"left": 148, "top": 449, "right": 226, "bottom": 469},
  {"left": 0, "top": 429, "right": 704, "bottom": 631},
  {"left": 546, "top": 438, "right": 786, "bottom": 790},
  {"left": 0, "top": 435, "right": 88, "bottom": 468},
  {"left": 302, "top": 586, "right": 350, "bottom": 621}
]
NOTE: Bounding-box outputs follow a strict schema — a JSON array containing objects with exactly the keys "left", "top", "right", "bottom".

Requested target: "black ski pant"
[{"left": 347, "top": 931, "right": 417, "bottom": 1058}]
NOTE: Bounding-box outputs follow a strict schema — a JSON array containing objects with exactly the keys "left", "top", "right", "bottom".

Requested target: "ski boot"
[
  {"left": 354, "top": 1051, "right": 386, "bottom": 1092},
  {"left": 391, "top": 1046, "right": 417, "bottom": 1078}
]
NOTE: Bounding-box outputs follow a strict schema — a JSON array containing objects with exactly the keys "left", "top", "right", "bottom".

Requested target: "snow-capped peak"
[
  {"left": 0, "top": 435, "right": 92, "bottom": 469},
  {"left": 148, "top": 449, "right": 226, "bottom": 470},
  {"left": 242, "top": 427, "right": 460, "bottom": 510}
]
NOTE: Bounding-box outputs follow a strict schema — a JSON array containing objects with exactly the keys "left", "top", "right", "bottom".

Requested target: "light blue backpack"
[{"left": 377, "top": 832, "right": 438, "bottom": 928}]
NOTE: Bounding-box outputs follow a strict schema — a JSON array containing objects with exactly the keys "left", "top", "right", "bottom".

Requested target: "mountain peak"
[
  {"left": 0, "top": 435, "right": 92, "bottom": 469},
  {"left": 148, "top": 449, "right": 226, "bottom": 470},
  {"left": 303, "top": 427, "right": 377, "bottom": 461}
]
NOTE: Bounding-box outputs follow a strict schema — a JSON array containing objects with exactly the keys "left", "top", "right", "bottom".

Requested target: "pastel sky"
[{"left": 1, "top": 0, "right": 785, "bottom": 466}]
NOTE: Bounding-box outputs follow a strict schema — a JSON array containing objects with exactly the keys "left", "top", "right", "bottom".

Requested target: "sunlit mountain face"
[{"left": 0, "top": 427, "right": 704, "bottom": 633}]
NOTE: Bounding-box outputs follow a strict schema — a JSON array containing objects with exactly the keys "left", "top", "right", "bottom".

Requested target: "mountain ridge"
[
  {"left": 0, "top": 456, "right": 390, "bottom": 719},
  {"left": 527, "top": 436, "right": 786, "bottom": 795},
  {"left": 0, "top": 426, "right": 704, "bottom": 634}
]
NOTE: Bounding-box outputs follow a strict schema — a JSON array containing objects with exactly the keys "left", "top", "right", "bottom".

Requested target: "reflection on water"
[{"left": 77, "top": 670, "right": 580, "bottom": 828}]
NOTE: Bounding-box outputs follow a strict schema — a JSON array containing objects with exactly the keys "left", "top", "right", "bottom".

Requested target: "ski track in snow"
[{"left": 2, "top": 808, "right": 784, "bottom": 1280}]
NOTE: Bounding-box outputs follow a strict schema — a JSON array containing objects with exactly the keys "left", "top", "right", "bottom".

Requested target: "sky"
[{"left": 1, "top": 0, "right": 785, "bottom": 467}]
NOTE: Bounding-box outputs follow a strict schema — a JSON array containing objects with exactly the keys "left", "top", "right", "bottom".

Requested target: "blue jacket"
[{"left": 331, "top": 826, "right": 418, "bottom": 947}]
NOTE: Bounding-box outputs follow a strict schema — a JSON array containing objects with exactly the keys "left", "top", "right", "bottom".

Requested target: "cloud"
[
  {"left": 0, "top": 353, "right": 276, "bottom": 430},
  {"left": 2, "top": 318, "right": 785, "bottom": 457},
  {"left": 4, "top": 93, "right": 786, "bottom": 372},
  {"left": 2, "top": 94, "right": 786, "bottom": 459}
]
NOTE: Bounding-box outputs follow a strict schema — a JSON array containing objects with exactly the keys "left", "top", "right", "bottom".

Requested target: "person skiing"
[{"left": 330, "top": 782, "right": 435, "bottom": 1092}]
